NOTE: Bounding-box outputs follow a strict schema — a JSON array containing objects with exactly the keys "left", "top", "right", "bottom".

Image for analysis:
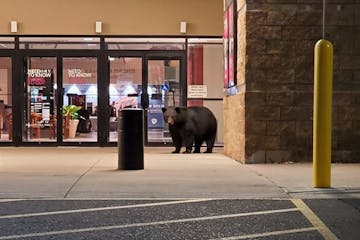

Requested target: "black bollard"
[{"left": 118, "top": 108, "right": 144, "bottom": 170}]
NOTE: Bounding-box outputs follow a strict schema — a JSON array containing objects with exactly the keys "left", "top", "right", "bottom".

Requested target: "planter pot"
[{"left": 68, "top": 119, "right": 79, "bottom": 139}]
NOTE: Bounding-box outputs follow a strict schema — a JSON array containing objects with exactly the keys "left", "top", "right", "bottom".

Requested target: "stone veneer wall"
[{"left": 223, "top": 0, "right": 360, "bottom": 163}]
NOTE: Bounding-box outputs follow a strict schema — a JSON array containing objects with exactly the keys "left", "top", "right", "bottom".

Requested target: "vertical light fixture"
[
  {"left": 180, "top": 21, "right": 187, "bottom": 34},
  {"left": 95, "top": 21, "right": 102, "bottom": 33},
  {"left": 10, "top": 21, "right": 17, "bottom": 33}
]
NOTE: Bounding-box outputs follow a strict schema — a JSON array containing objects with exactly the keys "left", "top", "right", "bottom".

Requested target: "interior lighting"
[
  {"left": 86, "top": 85, "right": 98, "bottom": 95},
  {"left": 124, "top": 84, "right": 136, "bottom": 96},
  {"left": 67, "top": 84, "right": 82, "bottom": 95},
  {"left": 109, "top": 84, "right": 119, "bottom": 96}
]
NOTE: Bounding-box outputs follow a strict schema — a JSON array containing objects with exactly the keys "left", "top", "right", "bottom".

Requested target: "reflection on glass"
[
  {"left": 0, "top": 57, "right": 13, "bottom": 142},
  {"left": 109, "top": 57, "right": 142, "bottom": 142},
  {"left": 23, "top": 57, "right": 57, "bottom": 142},
  {"left": 63, "top": 58, "right": 97, "bottom": 142},
  {"left": 147, "top": 60, "right": 180, "bottom": 143}
]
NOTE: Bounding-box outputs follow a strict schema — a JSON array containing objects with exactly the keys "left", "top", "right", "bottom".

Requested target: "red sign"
[
  {"left": 27, "top": 69, "right": 52, "bottom": 86},
  {"left": 28, "top": 77, "right": 46, "bottom": 86}
]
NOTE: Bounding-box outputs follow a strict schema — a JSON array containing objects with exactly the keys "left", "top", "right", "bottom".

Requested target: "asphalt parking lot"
[
  {"left": 0, "top": 147, "right": 359, "bottom": 239},
  {"left": 0, "top": 198, "right": 359, "bottom": 240}
]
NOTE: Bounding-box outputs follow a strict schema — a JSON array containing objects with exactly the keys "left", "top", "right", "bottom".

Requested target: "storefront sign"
[
  {"left": 188, "top": 85, "right": 207, "bottom": 98},
  {"left": 27, "top": 69, "right": 54, "bottom": 127},
  {"left": 68, "top": 69, "right": 92, "bottom": 83},
  {"left": 27, "top": 69, "right": 52, "bottom": 86},
  {"left": 68, "top": 69, "right": 92, "bottom": 78}
]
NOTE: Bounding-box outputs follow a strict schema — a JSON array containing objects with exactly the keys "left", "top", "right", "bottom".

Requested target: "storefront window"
[
  {"left": 0, "top": 57, "right": 12, "bottom": 142},
  {"left": 105, "top": 38, "right": 185, "bottom": 50},
  {"left": 19, "top": 37, "right": 100, "bottom": 50},
  {"left": 187, "top": 38, "right": 224, "bottom": 145},
  {"left": 187, "top": 38, "right": 223, "bottom": 101},
  {"left": 1, "top": 36, "right": 223, "bottom": 146},
  {"left": 0, "top": 37, "right": 15, "bottom": 49}
]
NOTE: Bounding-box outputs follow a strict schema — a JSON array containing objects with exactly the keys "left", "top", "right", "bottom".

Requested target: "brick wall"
[{"left": 223, "top": 0, "right": 360, "bottom": 163}]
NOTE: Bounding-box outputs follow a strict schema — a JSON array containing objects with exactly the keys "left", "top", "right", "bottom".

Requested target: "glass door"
[
  {"left": 62, "top": 57, "right": 97, "bottom": 143},
  {"left": 106, "top": 52, "right": 185, "bottom": 145},
  {"left": 23, "top": 57, "right": 58, "bottom": 142},
  {"left": 145, "top": 54, "right": 185, "bottom": 144},
  {"left": 108, "top": 56, "right": 142, "bottom": 143}
]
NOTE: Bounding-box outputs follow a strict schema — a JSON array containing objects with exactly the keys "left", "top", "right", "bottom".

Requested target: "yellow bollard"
[{"left": 313, "top": 39, "right": 333, "bottom": 188}]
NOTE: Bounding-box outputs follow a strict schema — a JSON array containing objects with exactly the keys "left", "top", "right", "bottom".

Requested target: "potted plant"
[{"left": 62, "top": 105, "right": 84, "bottom": 138}]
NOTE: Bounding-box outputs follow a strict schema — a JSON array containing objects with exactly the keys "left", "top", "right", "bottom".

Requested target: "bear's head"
[{"left": 162, "top": 107, "right": 185, "bottom": 125}]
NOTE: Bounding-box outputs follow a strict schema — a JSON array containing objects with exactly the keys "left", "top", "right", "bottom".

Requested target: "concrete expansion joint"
[
  {"left": 244, "top": 165, "right": 291, "bottom": 198},
  {"left": 63, "top": 159, "right": 101, "bottom": 199}
]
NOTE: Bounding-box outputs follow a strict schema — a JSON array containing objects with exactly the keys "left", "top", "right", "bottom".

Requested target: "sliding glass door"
[
  {"left": 108, "top": 56, "right": 142, "bottom": 143},
  {"left": 19, "top": 51, "right": 186, "bottom": 146},
  {"left": 146, "top": 57, "right": 183, "bottom": 144},
  {"left": 106, "top": 52, "right": 185, "bottom": 145},
  {"left": 62, "top": 57, "right": 97, "bottom": 143}
]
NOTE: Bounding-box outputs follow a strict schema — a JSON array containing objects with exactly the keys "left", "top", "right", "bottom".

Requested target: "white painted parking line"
[
  {"left": 0, "top": 208, "right": 298, "bottom": 240},
  {"left": 208, "top": 227, "right": 317, "bottom": 239},
  {"left": 0, "top": 199, "right": 25, "bottom": 203},
  {"left": 291, "top": 199, "right": 339, "bottom": 240},
  {"left": 0, "top": 198, "right": 212, "bottom": 219}
]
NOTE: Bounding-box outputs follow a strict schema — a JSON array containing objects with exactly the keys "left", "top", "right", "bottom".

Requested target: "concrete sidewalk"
[{"left": 0, "top": 147, "right": 359, "bottom": 199}]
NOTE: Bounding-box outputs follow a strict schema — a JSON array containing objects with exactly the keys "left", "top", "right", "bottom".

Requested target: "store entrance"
[
  {"left": 20, "top": 51, "right": 185, "bottom": 146},
  {"left": 22, "top": 55, "right": 99, "bottom": 145},
  {"left": 107, "top": 52, "right": 186, "bottom": 145},
  {"left": 145, "top": 54, "right": 185, "bottom": 145}
]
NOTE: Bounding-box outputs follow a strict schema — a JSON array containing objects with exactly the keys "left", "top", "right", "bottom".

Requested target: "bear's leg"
[
  {"left": 182, "top": 133, "right": 193, "bottom": 154},
  {"left": 204, "top": 136, "right": 215, "bottom": 153},
  {"left": 193, "top": 137, "right": 202, "bottom": 153},
  {"left": 172, "top": 145, "right": 181, "bottom": 154},
  {"left": 172, "top": 137, "right": 182, "bottom": 153},
  {"left": 169, "top": 126, "right": 181, "bottom": 153},
  {"left": 184, "top": 142, "right": 193, "bottom": 153}
]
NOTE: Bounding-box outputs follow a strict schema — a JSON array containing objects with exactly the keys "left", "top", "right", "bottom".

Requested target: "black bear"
[{"left": 162, "top": 106, "right": 217, "bottom": 153}]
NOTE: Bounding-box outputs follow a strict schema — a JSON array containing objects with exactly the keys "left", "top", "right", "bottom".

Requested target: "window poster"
[
  {"left": 147, "top": 98, "right": 164, "bottom": 129},
  {"left": 27, "top": 69, "right": 54, "bottom": 127}
]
